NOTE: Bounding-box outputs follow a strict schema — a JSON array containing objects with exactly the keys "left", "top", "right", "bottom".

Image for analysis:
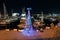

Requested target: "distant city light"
[
  {"left": 34, "top": 19, "right": 38, "bottom": 21},
  {"left": 12, "top": 13, "right": 19, "bottom": 16},
  {"left": 37, "top": 14, "right": 39, "bottom": 16},
  {"left": 31, "top": 16, "right": 34, "bottom": 18},
  {"left": 21, "top": 17, "right": 26, "bottom": 19},
  {"left": 50, "top": 18, "right": 56, "bottom": 21},
  {"left": 53, "top": 14, "right": 57, "bottom": 16},
  {"left": 21, "top": 14, "right": 26, "bottom": 16}
]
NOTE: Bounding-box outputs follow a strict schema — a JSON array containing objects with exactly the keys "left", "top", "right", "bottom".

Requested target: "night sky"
[{"left": 0, "top": 0, "right": 60, "bottom": 14}]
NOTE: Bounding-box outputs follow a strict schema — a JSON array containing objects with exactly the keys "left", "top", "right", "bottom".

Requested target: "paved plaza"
[{"left": 0, "top": 27, "right": 60, "bottom": 40}]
